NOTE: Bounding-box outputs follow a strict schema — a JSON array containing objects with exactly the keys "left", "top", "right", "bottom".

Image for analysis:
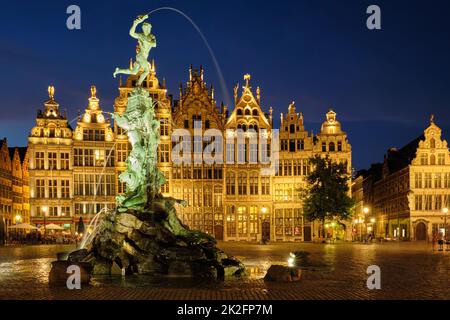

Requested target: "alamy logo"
[
  {"left": 66, "top": 265, "right": 81, "bottom": 290},
  {"left": 170, "top": 122, "right": 280, "bottom": 175},
  {"left": 366, "top": 5, "right": 381, "bottom": 30},
  {"left": 66, "top": 5, "right": 81, "bottom": 30},
  {"left": 366, "top": 265, "right": 381, "bottom": 290}
]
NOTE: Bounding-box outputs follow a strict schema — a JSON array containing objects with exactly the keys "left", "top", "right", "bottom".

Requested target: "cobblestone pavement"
[{"left": 0, "top": 242, "right": 449, "bottom": 300}]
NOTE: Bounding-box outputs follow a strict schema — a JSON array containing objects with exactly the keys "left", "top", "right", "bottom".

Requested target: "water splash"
[
  {"left": 78, "top": 141, "right": 117, "bottom": 249},
  {"left": 146, "top": 7, "right": 231, "bottom": 108}
]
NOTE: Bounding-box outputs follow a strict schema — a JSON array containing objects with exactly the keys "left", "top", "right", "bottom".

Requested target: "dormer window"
[{"left": 329, "top": 142, "right": 335, "bottom": 152}]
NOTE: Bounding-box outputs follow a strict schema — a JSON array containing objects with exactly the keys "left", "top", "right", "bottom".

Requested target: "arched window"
[
  {"left": 237, "top": 109, "right": 243, "bottom": 116},
  {"left": 430, "top": 138, "right": 436, "bottom": 149},
  {"left": 245, "top": 109, "right": 251, "bottom": 116},
  {"left": 337, "top": 141, "right": 342, "bottom": 151},
  {"left": 242, "top": 124, "right": 247, "bottom": 132},
  {"left": 253, "top": 125, "right": 258, "bottom": 132},
  {"left": 322, "top": 142, "right": 327, "bottom": 152},
  {"left": 430, "top": 154, "right": 436, "bottom": 165},
  {"left": 252, "top": 109, "right": 258, "bottom": 116},
  {"left": 329, "top": 142, "right": 335, "bottom": 152},
  {"left": 237, "top": 123, "right": 242, "bottom": 130}
]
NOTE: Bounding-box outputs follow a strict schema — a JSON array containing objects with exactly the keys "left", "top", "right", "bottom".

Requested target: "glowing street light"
[{"left": 15, "top": 214, "right": 22, "bottom": 224}]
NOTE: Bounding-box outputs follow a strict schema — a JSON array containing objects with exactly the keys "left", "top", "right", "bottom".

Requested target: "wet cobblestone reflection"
[{"left": 1, "top": 242, "right": 450, "bottom": 300}]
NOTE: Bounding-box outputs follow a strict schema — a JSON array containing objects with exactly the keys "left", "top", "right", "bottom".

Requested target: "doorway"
[{"left": 415, "top": 222, "right": 427, "bottom": 241}]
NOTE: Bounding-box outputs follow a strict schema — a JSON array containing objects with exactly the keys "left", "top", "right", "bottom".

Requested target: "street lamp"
[{"left": 15, "top": 214, "right": 22, "bottom": 224}]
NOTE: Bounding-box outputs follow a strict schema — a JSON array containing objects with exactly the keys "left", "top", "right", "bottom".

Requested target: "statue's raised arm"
[{"left": 113, "top": 15, "right": 155, "bottom": 86}]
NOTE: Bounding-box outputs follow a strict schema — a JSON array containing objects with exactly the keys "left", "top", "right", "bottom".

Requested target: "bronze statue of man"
[{"left": 113, "top": 15, "right": 156, "bottom": 86}]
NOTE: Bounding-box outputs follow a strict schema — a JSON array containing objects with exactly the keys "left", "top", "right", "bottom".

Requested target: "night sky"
[{"left": 1, "top": 0, "right": 450, "bottom": 170}]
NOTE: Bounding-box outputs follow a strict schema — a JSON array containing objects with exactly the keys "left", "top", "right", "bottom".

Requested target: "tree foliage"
[{"left": 301, "top": 155, "right": 354, "bottom": 224}]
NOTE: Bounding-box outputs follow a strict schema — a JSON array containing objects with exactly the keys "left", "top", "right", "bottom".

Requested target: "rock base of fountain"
[{"left": 60, "top": 196, "right": 245, "bottom": 281}]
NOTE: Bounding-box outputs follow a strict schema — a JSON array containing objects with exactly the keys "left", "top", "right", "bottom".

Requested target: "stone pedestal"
[{"left": 68, "top": 196, "right": 245, "bottom": 280}]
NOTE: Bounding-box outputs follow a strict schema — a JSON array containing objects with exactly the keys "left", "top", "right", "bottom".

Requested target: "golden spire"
[
  {"left": 129, "top": 58, "right": 133, "bottom": 70},
  {"left": 430, "top": 114, "right": 435, "bottom": 124},
  {"left": 48, "top": 85, "right": 55, "bottom": 99},
  {"left": 90, "top": 85, "right": 97, "bottom": 98},
  {"left": 244, "top": 74, "right": 251, "bottom": 87}
]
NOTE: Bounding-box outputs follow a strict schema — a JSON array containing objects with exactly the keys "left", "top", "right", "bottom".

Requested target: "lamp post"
[
  {"left": 370, "top": 217, "right": 376, "bottom": 238},
  {"left": 362, "top": 207, "right": 369, "bottom": 242}
]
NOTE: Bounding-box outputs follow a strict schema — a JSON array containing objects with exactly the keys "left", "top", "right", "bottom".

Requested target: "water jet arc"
[{"left": 145, "top": 7, "right": 231, "bottom": 108}]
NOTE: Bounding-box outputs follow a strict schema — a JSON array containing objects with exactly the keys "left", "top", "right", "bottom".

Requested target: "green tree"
[{"left": 300, "top": 155, "right": 354, "bottom": 238}]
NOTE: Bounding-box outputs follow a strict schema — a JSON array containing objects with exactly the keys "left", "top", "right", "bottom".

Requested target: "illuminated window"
[
  {"left": 60, "top": 153, "right": 70, "bottom": 170},
  {"left": 158, "top": 143, "right": 170, "bottom": 163},
  {"left": 238, "top": 172, "right": 247, "bottom": 195},
  {"left": 48, "top": 179, "right": 57, "bottom": 198},
  {"left": 425, "top": 173, "right": 432, "bottom": 188},
  {"left": 213, "top": 186, "right": 222, "bottom": 207},
  {"left": 261, "top": 177, "right": 270, "bottom": 195},
  {"left": 35, "top": 152, "right": 44, "bottom": 169},
  {"left": 249, "top": 173, "right": 258, "bottom": 195},
  {"left": 94, "top": 149, "right": 105, "bottom": 166},
  {"left": 249, "top": 206, "right": 258, "bottom": 235},
  {"left": 435, "top": 195, "right": 442, "bottom": 210},
  {"left": 415, "top": 195, "right": 423, "bottom": 211},
  {"left": 237, "top": 206, "right": 247, "bottom": 236},
  {"left": 203, "top": 187, "right": 212, "bottom": 207},
  {"left": 226, "top": 206, "right": 236, "bottom": 237},
  {"left": 61, "top": 180, "right": 70, "bottom": 198},
  {"left": 160, "top": 118, "right": 169, "bottom": 136},
  {"left": 36, "top": 179, "right": 45, "bottom": 198},
  {"left": 48, "top": 152, "right": 57, "bottom": 170},
  {"left": 226, "top": 172, "right": 235, "bottom": 195},
  {"left": 425, "top": 195, "right": 432, "bottom": 211},
  {"left": 414, "top": 173, "right": 422, "bottom": 188},
  {"left": 435, "top": 173, "right": 442, "bottom": 188}
]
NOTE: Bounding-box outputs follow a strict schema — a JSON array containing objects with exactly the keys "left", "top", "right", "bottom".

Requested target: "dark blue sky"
[{"left": 1, "top": 0, "right": 450, "bottom": 170}]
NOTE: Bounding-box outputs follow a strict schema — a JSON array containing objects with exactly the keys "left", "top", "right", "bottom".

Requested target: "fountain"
[{"left": 49, "top": 12, "right": 245, "bottom": 285}]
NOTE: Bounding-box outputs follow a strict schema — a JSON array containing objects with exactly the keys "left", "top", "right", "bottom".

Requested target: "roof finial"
[
  {"left": 90, "top": 85, "right": 97, "bottom": 98},
  {"left": 244, "top": 74, "right": 251, "bottom": 87},
  {"left": 48, "top": 85, "right": 55, "bottom": 99},
  {"left": 430, "top": 114, "right": 435, "bottom": 124}
]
